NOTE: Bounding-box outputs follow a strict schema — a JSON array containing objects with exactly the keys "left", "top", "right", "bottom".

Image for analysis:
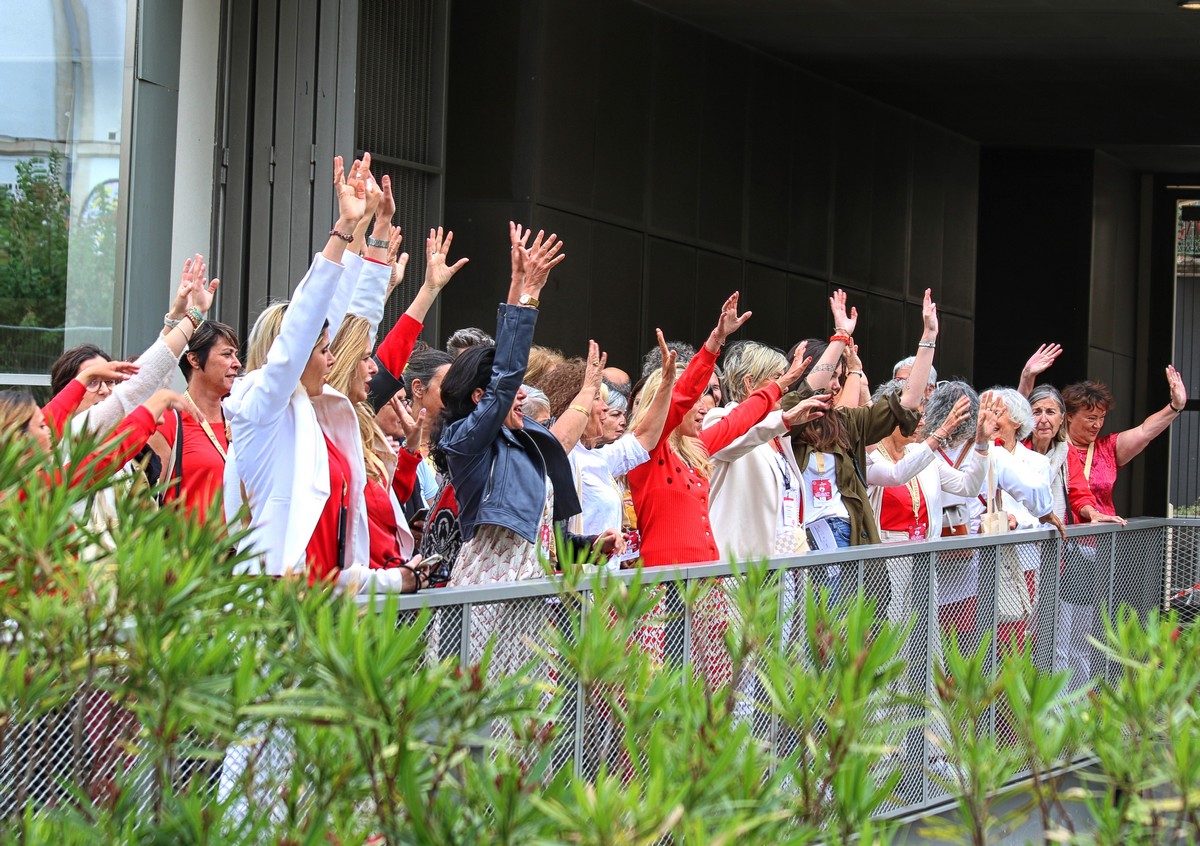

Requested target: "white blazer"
[
  {"left": 223, "top": 253, "right": 407, "bottom": 591},
  {"left": 706, "top": 406, "right": 805, "bottom": 561},
  {"left": 866, "top": 441, "right": 989, "bottom": 539}
]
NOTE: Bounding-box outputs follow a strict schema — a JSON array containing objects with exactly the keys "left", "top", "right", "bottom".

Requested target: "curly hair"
[
  {"left": 922, "top": 381, "right": 980, "bottom": 446},
  {"left": 537, "top": 358, "right": 590, "bottom": 419},
  {"left": 1061, "top": 381, "right": 1114, "bottom": 417}
]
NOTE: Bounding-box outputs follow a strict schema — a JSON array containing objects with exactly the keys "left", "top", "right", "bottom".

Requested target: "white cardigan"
[
  {"left": 706, "top": 405, "right": 805, "bottom": 561},
  {"left": 866, "top": 441, "right": 989, "bottom": 539},
  {"left": 223, "top": 253, "right": 407, "bottom": 591}
]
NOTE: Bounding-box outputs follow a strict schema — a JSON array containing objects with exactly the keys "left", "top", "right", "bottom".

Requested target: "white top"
[
  {"left": 802, "top": 451, "right": 849, "bottom": 524},
  {"left": 224, "top": 252, "right": 410, "bottom": 592},
  {"left": 571, "top": 434, "right": 650, "bottom": 537},
  {"left": 705, "top": 406, "right": 806, "bottom": 561},
  {"left": 987, "top": 443, "right": 1054, "bottom": 573},
  {"left": 866, "top": 440, "right": 989, "bottom": 541}
]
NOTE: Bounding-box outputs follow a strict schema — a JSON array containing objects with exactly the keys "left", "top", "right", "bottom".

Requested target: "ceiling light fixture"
[{"left": 1179, "top": 0, "right": 1200, "bottom": 9}]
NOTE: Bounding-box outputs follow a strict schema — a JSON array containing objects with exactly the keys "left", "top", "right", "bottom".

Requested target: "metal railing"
[{"left": 3, "top": 518, "right": 1198, "bottom": 825}]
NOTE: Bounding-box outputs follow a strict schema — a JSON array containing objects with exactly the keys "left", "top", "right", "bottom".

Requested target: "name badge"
[
  {"left": 812, "top": 479, "right": 833, "bottom": 502},
  {"left": 908, "top": 524, "right": 927, "bottom": 541},
  {"left": 782, "top": 493, "right": 800, "bottom": 527}
]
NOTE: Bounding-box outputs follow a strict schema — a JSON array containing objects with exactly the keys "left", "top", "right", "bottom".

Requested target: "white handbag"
[{"left": 979, "top": 455, "right": 1031, "bottom": 623}]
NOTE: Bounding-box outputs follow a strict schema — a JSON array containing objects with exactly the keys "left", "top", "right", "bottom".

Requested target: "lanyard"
[
  {"left": 770, "top": 438, "right": 792, "bottom": 490},
  {"left": 814, "top": 451, "right": 826, "bottom": 474},
  {"left": 184, "top": 390, "right": 230, "bottom": 461},
  {"left": 1082, "top": 442, "right": 1095, "bottom": 481}
]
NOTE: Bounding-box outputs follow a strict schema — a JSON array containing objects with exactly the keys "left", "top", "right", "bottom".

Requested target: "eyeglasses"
[{"left": 85, "top": 379, "right": 118, "bottom": 393}]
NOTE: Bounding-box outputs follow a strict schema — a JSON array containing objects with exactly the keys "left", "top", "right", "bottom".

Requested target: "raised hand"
[
  {"left": 1023, "top": 343, "right": 1062, "bottom": 379},
  {"left": 921, "top": 288, "right": 939, "bottom": 337},
  {"left": 783, "top": 395, "right": 830, "bottom": 428},
  {"left": 829, "top": 289, "right": 859, "bottom": 336},
  {"left": 656, "top": 328, "right": 678, "bottom": 386},
  {"left": 778, "top": 340, "right": 811, "bottom": 392},
  {"left": 522, "top": 230, "right": 565, "bottom": 296},
  {"left": 934, "top": 395, "right": 971, "bottom": 442},
  {"left": 1167, "top": 364, "right": 1188, "bottom": 410},
  {"left": 976, "top": 391, "right": 1002, "bottom": 443},
  {"left": 843, "top": 342, "right": 863, "bottom": 372},
  {"left": 387, "top": 228, "right": 409, "bottom": 295},
  {"left": 77, "top": 360, "right": 138, "bottom": 388},
  {"left": 333, "top": 154, "right": 369, "bottom": 227},
  {"left": 424, "top": 227, "right": 469, "bottom": 292},
  {"left": 377, "top": 174, "right": 396, "bottom": 227},
  {"left": 713, "top": 292, "right": 752, "bottom": 343},
  {"left": 583, "top": 340, "right": 607, "bottom": 396},
  {"left": 167, "top": 255, "right": 199, "bottom": 319},
  {"left": 186, "top": 255, "right": 220, "bottom": 316},
  {"left": 389, "top": 395, "right": 428, "bottom": 453}
]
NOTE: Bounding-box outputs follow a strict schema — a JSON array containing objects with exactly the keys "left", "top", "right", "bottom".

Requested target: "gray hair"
[
  {"left": 870, "top": 377, "right": 906, "bottom": 406},
  {"left": 521, "top": 384, "right": 551, "bottom": 421},
  {"left": 446, "top": 327, "right": 494, "bottom": 355},
  {"left": 892, "top": 355, "right": 938, "bottom": 386},
  {"left": 641, "top": 341, "right": 697, "bottom": 377},
  {"left": 923, "top": 381, "right": 980, "bottom": 446},
  {"left": 1028, "top": 384, "right": 1067, "bottom": 443},
  {"left": 604, "top": 387, "right": 628, "bottom": 414},
  {"left": 991, "top": 386, "right": 1034, "bottom": 441},
  {"left": 721, "top": 341, "right": 788, "bottom": 404}
]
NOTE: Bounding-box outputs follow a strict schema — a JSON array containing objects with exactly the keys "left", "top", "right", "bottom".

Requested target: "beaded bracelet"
[{"left": 329, "top": 228, "right": 353, "bottom": 243}]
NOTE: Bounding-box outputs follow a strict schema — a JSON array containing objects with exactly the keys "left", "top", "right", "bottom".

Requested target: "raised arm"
[
  {"left": 230, "top": 156, "right": 367, "bottom": 423},
  {"left": 444, "top": 229, "right": 561, "bottom": 456},
  {"left": 42, "top": 361, "right": 138, "bottom": 437},
  {"left": 900, "top": 289, "right": 937, "bottom": 411},
  {"left": 806, "top": 289, "right": 857, "bottom": 393},
  {"left": 550, "top": 341, "right": 606, "bottom": 453},
  {"left": 835, "top": 342, "right": 868, "bottom": 408},
  {"left": 1017, "top": 343, "right": 1062, "bottom": 398},
  {"left": 631, "top": 329, "right": 678, "bottom": 453},
  {"left": 1114, "top": 365, "right": 1188, "bottom": 466}
]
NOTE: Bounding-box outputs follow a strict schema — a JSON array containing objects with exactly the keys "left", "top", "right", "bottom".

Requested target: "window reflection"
[{"left": 0, "top": 0, "right": 126, "bottom": 379}]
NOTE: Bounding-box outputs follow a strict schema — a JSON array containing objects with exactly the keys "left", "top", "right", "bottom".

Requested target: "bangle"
[
  {"left": 1170, "top": 402, "right": 1185, "bottom": 414},
  {"left": 329, "top": 228, "right": 353, "bottom": 242},
  {"left": 185, "top": 306, "right": 204, "bottom": 330},
  {"left": 974, "top": 442, "right": 989, "bottom": 453},
  {"left": 365, "top": 235, "right": 389, "bottom": 249},
  {"left": 830, "top": 332, "right": 851, "bottom": 344},
  {"left": 568, "top": 404, "right": 590, "bottom": 416},
  {"left": 918, "top": 341, "right": 936, "bottom": 350},
  {"left": 164, "top": 312, "right": 182, "bottom": 329},
  {"left": 847, "top": 369, "right": 865, "bottom": 378}
]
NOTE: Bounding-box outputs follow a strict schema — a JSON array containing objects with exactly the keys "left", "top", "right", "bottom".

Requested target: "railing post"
[{"left": 573, "top": 592, "right": 587, "bottom": 780}]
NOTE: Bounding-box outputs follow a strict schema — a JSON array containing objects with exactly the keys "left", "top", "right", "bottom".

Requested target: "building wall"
[{"left": 441, "top": 0, "right": 979, "bottom": 382}]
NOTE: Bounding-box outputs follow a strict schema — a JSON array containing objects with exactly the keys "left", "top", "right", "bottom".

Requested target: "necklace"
[{"left": 184, "top": 389, "right": 230, "bottom": 460}]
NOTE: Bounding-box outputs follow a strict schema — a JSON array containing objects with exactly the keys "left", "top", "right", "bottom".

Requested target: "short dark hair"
[
  {"left": 180, "top": 321, "right": 240, "bottom": 380},
  {"left": 50, "top": 344, "right": 111, "bottom": 397},
  {"left": 1062, "top": 381, "right": 1115, "bottom": 417}
]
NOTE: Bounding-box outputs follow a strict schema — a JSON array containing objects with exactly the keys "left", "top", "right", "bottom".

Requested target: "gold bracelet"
[{"left": 568, "top": 404, "right": 590, "bottom": 416}]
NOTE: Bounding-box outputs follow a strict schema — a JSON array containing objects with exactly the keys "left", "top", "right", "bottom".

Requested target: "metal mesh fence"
[{"left": 3, "top": 518, "right": 1194, "bottom": 826}]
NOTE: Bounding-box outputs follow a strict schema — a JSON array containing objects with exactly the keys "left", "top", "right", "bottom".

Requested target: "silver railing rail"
[{"left": 4, "top": 517, "right": 1199, "bottom": 825}]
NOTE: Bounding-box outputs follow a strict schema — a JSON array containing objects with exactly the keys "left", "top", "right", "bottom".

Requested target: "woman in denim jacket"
[{"left": 430, "top": 225, "right": 621, "bottom": 586}]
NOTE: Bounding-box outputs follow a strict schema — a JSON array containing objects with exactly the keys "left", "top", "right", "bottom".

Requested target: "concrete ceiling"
[{"left": 644, "top": 0, "right": 1200, "bottom": 165}]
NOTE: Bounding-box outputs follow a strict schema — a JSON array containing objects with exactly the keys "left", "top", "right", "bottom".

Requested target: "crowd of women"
[{"left": 2, "top": 154, "right": 1190, "bottom": 672}]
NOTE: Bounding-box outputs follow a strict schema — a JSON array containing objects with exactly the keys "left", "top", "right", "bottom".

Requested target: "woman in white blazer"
[
  {"left": 866, "top": 380, "right": 996, "bottom": 622},
  {"left": 704, "top": 341, "right": 827, "bottom": 562},
  {"left": 222, "top": 155, "right": 415, "bottom": 592}
]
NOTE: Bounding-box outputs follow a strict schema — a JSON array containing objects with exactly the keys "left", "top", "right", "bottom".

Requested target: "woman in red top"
[
  {"left": 156, "top": 321, "right": 241, "bottom": 520},
  {"left": 625, "top": 293, "right": 805, "bottom": 688}
]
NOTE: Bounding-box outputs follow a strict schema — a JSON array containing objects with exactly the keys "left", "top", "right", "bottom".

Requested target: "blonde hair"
[
  {"left": 629, "top": 366, "right": 712, "bottom": 478},
  {"left": 0, "top": 391, "right": 37, "bottom": 441},
  {"left": 721, "top": 341, "right": 786, "bottom": 404},
  {"left": 525, "top": 345, "right": 564, "bottom": 389},
  {"left": 329, "top": 314, "right": 389, "bottom": 483},
  {"left": 244, "top": 302, "right": 329, "bottom": 373}
]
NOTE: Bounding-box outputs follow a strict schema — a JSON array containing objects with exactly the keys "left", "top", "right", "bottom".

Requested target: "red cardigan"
[
  {"left": 41, "top": 379, "right": 87, "bottom": 439},
  {"left": 627, "top": 346, "right": 782, "bottom": 567}
]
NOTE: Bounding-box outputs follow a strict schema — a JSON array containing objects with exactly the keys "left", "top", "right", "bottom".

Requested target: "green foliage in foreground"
[{"left": 1, "top": 435, "right": 1199, "bottom": 844}]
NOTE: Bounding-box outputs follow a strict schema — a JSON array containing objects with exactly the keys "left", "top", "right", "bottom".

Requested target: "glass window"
[{"left": 0, "top": 1, "right": 127, "bottom": 390}]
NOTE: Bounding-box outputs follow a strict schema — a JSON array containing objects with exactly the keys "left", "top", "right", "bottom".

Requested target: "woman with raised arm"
[
  {"left": 1061, "top": 369, "right": 1188, "bottom": 515},
  {"left": 704, "top": 341, "right": 827, "bottom": 561},
  {"left": 223, "top": 154, "right": 422, "bottom": 591},
  {"left": 431, "top": 229, "right": 620, "bottom": 585},
  {"left": 155, "top": 320, "right": 241, "bottom": 521}
]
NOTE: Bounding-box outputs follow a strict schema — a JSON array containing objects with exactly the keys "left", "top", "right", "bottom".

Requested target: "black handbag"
[{"left": 1060, "top": 502, "right": 1101, "bottom": 606}]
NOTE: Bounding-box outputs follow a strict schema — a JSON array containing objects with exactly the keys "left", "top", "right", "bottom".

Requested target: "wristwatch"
[{"left": 518, "top": 293, "right": 540, "bottom": 309}]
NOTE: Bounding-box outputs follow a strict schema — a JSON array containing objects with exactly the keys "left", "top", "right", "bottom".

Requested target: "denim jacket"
[{"left": 440, "top": 303, "right": 582, "bottom": 545}]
